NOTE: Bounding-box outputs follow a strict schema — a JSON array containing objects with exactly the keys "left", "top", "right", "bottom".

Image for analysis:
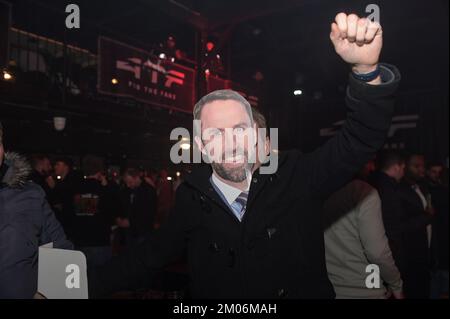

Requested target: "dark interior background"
[{"left": 1, "top": 0, "right": 448, "bottom": 171}]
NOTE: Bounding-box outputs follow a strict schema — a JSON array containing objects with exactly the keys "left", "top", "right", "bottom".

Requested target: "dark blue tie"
[{"left": 233, "top": 191, "right": 249, "bottom": 218}]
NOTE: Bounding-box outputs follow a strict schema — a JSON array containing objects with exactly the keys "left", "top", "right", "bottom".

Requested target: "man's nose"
[{"left": 223, "top": 130, "right": 238, "bottom": 148}]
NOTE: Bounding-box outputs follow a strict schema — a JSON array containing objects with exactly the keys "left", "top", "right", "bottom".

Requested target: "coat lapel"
[{"left": 184, "top": 164, "right": 241, "bottom": 223}]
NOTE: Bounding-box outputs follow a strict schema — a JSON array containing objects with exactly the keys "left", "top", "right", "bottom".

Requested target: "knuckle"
[
  {"left": 348, "top": 14, "right": 359, "bottom": 21},
  {"left": 336, "top": 12, "right": 346, "bottom": 20},
  {"left": 358, "top": 18, "right": 368, "bottom": 26}
]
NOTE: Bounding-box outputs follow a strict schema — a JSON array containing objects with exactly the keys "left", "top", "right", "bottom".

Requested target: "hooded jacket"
[{"left": 0, "top": 152, "right": 73, "bottom": 298}]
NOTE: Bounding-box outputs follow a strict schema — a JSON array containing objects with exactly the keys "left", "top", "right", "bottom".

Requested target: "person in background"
[
  {"left": 50, "top": 157, "right": 81, "bottom": 239},
  {"left": 118, "top": 168, "right": 157, "bottom": 246},
  {"left": 250, "top": 107, "right": 271, "bottom": 171},
  {"left": 29, "top": 154, "right": 53, "bottom": 199},
  {"left": 143, "top": 168, "right": 158, "bottom": 189},
  {"left": 426, "top": 162, "right": 444, "bottom": 187},
  {"left": 73, "top": 155, "right": 120, "bottom": 268},
  {"left": 156, "top": 169, "right": 173, "bottom": 227},
  {"left": 370, "top": 151, "right": 407, "bottom": 276},
  {"left": 399, "top": 153, "right": 434, "bottom": 298},
  {"left": 323, "top": 176, "right": 404, "bottom": 299},
  {"left": 0, "top": 121, "right": 73, "bottom": 298}
]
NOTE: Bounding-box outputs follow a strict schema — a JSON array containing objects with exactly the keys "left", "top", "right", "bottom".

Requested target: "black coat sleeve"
[
  {"left": 88, "top": 183, "right": 196, "bottom": 298},
  {"left": 379, "top": 186, "right": 403, "bottom": 239},
  {"left": 378, "top": 185, "right": 406, "bottom": 269},
  {"left": 298, "top": 64, "right": 401, "bottom": 197}
]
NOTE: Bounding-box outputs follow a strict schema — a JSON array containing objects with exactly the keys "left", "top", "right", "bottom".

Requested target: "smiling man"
[{"left": 89, "top": 13, "right": 401, "bottom": 299}]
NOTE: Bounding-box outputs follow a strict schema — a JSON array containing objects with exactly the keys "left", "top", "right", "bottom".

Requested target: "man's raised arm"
[{"left": 298, "top": 13, "right": 401, "bottom": 196}]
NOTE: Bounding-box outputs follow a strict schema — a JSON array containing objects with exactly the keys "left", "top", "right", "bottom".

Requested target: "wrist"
[
  {"left": 352, "top": 63, "right": 382, "bottom": 85},
  {"left": 352, "top": 63, "right": 378, "bottom": 74}
]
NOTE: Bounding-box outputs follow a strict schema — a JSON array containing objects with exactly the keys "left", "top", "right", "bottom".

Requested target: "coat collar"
[
  {"left": 184, "top": 159, "right": 282, "bottom": 197},
  {"left": 184, "top": 164, "right": 235, "bottom": 218}
]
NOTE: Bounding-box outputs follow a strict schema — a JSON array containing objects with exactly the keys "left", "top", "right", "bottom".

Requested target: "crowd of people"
[
  {"left": 323, "top": 151, "right": 449, "bottom": 299},
  {"left": 28, "top": 154, "right": 180, "bottom": 269},
  {"left": 1, "top": 110, "right": 448, "bottom": 299},
  {"left": 0, "top": 12, "right": 448, "bottom": 298},
  {"left": 25, "top": 114, "right": 450, "bottom": 301}
]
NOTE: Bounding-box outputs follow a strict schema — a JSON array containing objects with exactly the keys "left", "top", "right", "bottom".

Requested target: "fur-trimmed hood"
[{"left": 0, "top": 152, "right": 32, "bottom": 188}]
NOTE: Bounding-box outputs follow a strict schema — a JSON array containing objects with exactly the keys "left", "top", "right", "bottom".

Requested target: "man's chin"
[{"left": 213, "top": 162, "right": 250, "bottom": 183}]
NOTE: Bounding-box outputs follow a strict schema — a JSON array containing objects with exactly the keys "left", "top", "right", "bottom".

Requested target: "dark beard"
[{"left": 212, "top": 162, "right": 249, "bottom": 183}]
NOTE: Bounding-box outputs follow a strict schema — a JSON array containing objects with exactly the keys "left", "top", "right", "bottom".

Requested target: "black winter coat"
[
  {"left": 370, "top": 171, "right": 408, "bottom": 272},
  {"left": 0, "top": 153, "right": 73, "bottom": 298},
  {"left": 398, "top": 181, "right": 432, "bottom": 267}
]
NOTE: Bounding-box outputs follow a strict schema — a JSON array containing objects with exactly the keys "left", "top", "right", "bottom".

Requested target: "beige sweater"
[{"left": 323, "top": 180, "right": 403, "bottom": 299}]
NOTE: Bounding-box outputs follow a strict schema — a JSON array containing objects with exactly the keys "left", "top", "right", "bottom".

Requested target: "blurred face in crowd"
[
  {"left": 391, "top": 162, "right": 406, "bottom": 182},
  {"left": 198, "top": 100, "right": 254, "bottom": 184},
  {"left": 123, "top": 174, "right": 141, "bottom": 189},
  {"left": 427, "top": 165, "right": 443, "bottom": 184},
  {"left": 406, "top": 155, "right": 426, "bottom": 182},
  {"left": 37, "top": 158, "right": 52, "bottom": 175},
  {"left": 54, "top": 161, "right": 69, "bottom": 178}
]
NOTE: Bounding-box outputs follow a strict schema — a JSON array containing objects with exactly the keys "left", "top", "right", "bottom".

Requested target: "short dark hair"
[
  {"left": 54, "top": 157, "right": 73, "bottom": 169},
  {"left": 251, "top": 107, "right": 266, "bottom": 129},
  {"left": 193, "top": 89, "right": 253, "bottom": 123},
  {"left": 377, "top": 150, "right": 405, "bottom": 171},
  {"left": 406, "top": 153, "right": 425, "bottom": 165}
]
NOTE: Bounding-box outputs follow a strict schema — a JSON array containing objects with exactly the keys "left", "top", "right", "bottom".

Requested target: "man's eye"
[
  {"left": 206, "top": 130, "right": 222, "bottom": 138},
  {"left": 234, "top": 127, "right": 245, "bottom": 134}
]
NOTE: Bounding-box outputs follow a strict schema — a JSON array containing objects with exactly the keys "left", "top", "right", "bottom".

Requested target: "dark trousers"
[{"left": 403, "top": 264, "right": 431, "bottom": 299}]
